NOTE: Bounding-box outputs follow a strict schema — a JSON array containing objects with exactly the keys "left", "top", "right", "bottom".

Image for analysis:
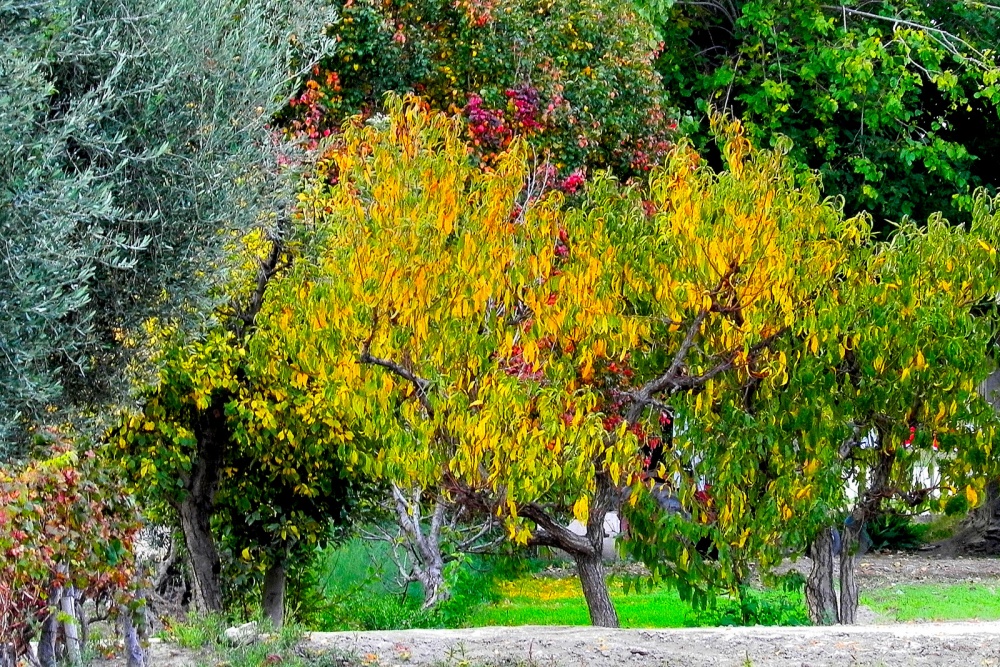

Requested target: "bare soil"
[{"left": 103, "top": 554, "right": 1000, "bottom": 667}]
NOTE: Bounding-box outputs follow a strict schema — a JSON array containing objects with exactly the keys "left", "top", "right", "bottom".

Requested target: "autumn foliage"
[{"left": 0, "top": 439, "right": 140, "bottom": 661}]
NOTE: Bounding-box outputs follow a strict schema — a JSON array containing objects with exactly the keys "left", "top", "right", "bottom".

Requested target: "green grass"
[
  {"left": 307, "top": 535, "right": 809, "bottom": 630},
  {"left": 467, "top": 576, "right": 689, "bottom": 627},
  {"left": 466, "top": 575, "right": 809, "bottom": 628},
  {"left": 862, "top": 582, "right": 1000, "bottom": 622}
]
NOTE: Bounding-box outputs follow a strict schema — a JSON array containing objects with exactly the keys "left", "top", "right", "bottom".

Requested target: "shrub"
[
  {"left": 0, "top": 435, "right": 141, "bottom": 663},
  {"left": 685, "top": 587, "right": 810, "bottom": 627},
  {"left": 278, "top": 0, "right": 676, "bottom": 178},
  {"left": 866, "top": 513, "right": 929, "bottom": 552}
]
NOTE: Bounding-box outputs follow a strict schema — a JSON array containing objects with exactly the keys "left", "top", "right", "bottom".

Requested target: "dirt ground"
[{"left": 116, "top": 553, "right": 1000, "bottom": 667}]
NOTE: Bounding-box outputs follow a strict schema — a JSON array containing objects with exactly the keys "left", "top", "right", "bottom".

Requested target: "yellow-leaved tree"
[{"left": 255, "top": 96, "right": 866, "bottom": 626}]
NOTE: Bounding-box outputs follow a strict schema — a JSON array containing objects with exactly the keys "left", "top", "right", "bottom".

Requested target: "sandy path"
[{"left": 305, "top": 622, "right": 1000, "bottom": 667}]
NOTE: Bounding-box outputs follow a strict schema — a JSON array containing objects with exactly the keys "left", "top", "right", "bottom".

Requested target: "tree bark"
[
  {"left": 389, "top": 485, "right": 450, "bottom": 609},
  {"left": 262, "top": 560, "right": 286, "bottom": 629},
  {"left": 175, "top": 394, "right": 229, "bottom": 613},
  {"left": 940, "top": 480, "right": 1000, "bottom": 555},
  {"left": 805, "top": 527, "right": 839, "bottom": 625},
  {"left": 61, "top": 584, "right": 82, "bottom": 665},
  {"left": 0, "top": 644, "right": 15, "bottom": 667},
  {"left": 36, "top": 607, "right": 58, "bottom": 667},
  {"left": 839, "top": 517, "right": 864, "bottom": 625},
  {"left": 574, "top": 550, "right": 618, "bottom": 627},
  {"left": 524, "top": 473, "right": 620, "bottom": 627},
  {"left": 120, "top": 604, "right": 146, "bottom": 667}
]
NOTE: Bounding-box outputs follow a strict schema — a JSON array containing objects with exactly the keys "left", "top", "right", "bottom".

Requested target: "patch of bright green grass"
[
  {"left": 862, "top": 582, "right": 1000, "bottom": 622},
  {"left": 465, "top": 576, "right": 808, "bottom": 628}
]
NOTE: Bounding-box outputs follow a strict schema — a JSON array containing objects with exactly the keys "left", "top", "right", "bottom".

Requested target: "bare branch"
[
  {"left": 360, "top": 341, "right": 434, "bottom": 416},
  {"left": 821, "top": 5, "right": 992, "bottom": 68}
]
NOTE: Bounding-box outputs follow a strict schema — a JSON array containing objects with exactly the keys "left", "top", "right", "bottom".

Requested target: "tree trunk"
[
  {"left": 839, "top": 517, "right": 863, "bottom": 625},
  {"left": 389, "top": 485, "right": 450, "bottom": 609},
  {"left": 36, "top": 607, "right": 58, "bottom": 667},
  {"left": 574, "top": 473, "right": 619, "bottom": 628},
  {"left": 805, "top": 527, "right": 839, "bottom": 625},
  {"left": 575, "top": 550, "right": 618, "bottom": 627},
  {"left": 61, "top": 584, "right": 82, "bottom": 665},
  {"left": 120, "top": 604, "right": 146, "bottom": 667},
  {"left": 0, "top": 644, "right": 15, "bottom": 667},
  {"left": 262, "top": 561, "right": 286, "bottom": 629},
  {"left": 940, "top": 480, "right": 1000, "bottom": 555},
  {"left": 175, "top": 395, "right": 229, "bottom": 613}
]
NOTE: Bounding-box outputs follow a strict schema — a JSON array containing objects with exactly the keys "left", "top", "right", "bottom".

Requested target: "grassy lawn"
[
  {"left": 466, "top": 575, "right": 809, "bottom": 628},
  {"left": 861, "top": 583, "right": 1000, "bottom": 622},
  {"left": 467, "top": 576, "right": 691, "bottom": 627}
]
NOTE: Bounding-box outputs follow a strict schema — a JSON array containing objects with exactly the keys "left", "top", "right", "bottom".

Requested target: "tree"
[
  {"left": 0, "top": 435, "right": 141, "bottom": 667},
  {"left": 800, "top": 202, "right": 1000, "bottom": 623},
  {"left": 0, "top": 0, "right": 334, "bottom": 453},
  {"left": 278, "top": 0, "right": 676, "bottom": 179},
  {"left": 254, "top": 96, "right": 866, "bottom": 626},
  {"left": 113, "top": 229, "right": 355, "bottom": 621},
  {"left": 641, "top": 0, "right": 1000, "bottom": 227}
]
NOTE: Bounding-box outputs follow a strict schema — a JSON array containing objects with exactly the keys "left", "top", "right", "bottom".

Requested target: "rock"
[{"left": 222, "top": 621, "right": 260, "bottom": 646}]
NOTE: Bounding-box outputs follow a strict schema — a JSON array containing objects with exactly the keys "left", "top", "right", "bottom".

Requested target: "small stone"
[{"left": 222, "top": 621, "right": 259, "bottom": 646}]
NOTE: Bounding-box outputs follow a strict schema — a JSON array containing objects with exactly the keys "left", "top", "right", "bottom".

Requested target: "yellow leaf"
[
  {"left": 572, "top": 495, "right": 589, "bottom": 523},
  {"left": 242, "top": 548, "right": 251, "bottom": 560},
  {"left": 966, "top": 485, "right": 979, "bottom": 506}
]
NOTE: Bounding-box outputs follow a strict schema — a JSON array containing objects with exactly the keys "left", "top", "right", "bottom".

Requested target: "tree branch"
[
  {"left": 821, "top": 5, "right": 991, "bottom": 67},
  {"left": 360, "top": 341, "right": 434, "bottom": 416},
  {"left": 519, "top": 502, "right": 594, "bottom": 557}
]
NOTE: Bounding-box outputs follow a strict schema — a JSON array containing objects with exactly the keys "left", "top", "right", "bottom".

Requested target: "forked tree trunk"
[
  {"left": 175, "top": 395, "right": 229, "bottom": 613},
  {"left": 805, "top": 527, "right": 839, "bottom": 625},
  {"left": 262, "top": 561, "right": 286, "bottom": 629},
  {"left": 523, "top": 472, "right": 620, "bottom": 628},
  {"left": 389, "top": 485, "right": 450, "bottom": 609}
]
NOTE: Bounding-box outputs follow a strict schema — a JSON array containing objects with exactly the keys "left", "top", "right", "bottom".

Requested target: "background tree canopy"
[
  {"left": 0, "top": 0, "right": 334, "bottom": 454},
  {"left": 641, "top": 0, "right": 1000, "bottom": 228}
]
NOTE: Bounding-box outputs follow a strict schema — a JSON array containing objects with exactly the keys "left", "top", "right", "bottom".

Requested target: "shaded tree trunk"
[
  {"left": 175, "top": 394, "right": 229, "bottom": 613},
  {"left": 805, "top": 527, "right": 839, "bottom": 625},
  {"left": 262, "top": 560, "right": 286, "bottom": 629},
  {"left": 838, "top": 424, "right": 893, "bottom": 624},
  {"left": 36, "top": 606, "right": 58, "bottom": 667},
  {"left": 941, "top": 480, "right": 1000, "bottom": 555},
  {"left": 0, "top": 644, "right": 15, "bottom": 667},
  {"left": 120, "top": 604, "right": 146, "bottom": 667}
]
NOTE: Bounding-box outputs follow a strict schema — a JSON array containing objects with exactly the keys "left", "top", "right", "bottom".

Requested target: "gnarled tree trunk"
[
  {"left": 805, "top": 527, "right": 839, "bottom": 625},
  {"left": 574, "top": 550, "right": 617, "bottom": 627},
  {"left": 940, "top": 480, "right": 1000, "bottom": 555},
  {"left": 389, "top": 484, "right": 449, "bottom": 609},
  {"left": 524, "top": 472, "right": 620, "bottom": 628},
  {"left": 839, "top": 517, "right": 864, "bottom": 625},
  {"left": 175, "top": 394, "right": 229, "bottom": 613}
]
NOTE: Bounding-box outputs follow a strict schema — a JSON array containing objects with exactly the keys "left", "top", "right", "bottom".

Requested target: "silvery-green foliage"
[{"left": 0, "top": 0, "right": 336, "bottom": 453}]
